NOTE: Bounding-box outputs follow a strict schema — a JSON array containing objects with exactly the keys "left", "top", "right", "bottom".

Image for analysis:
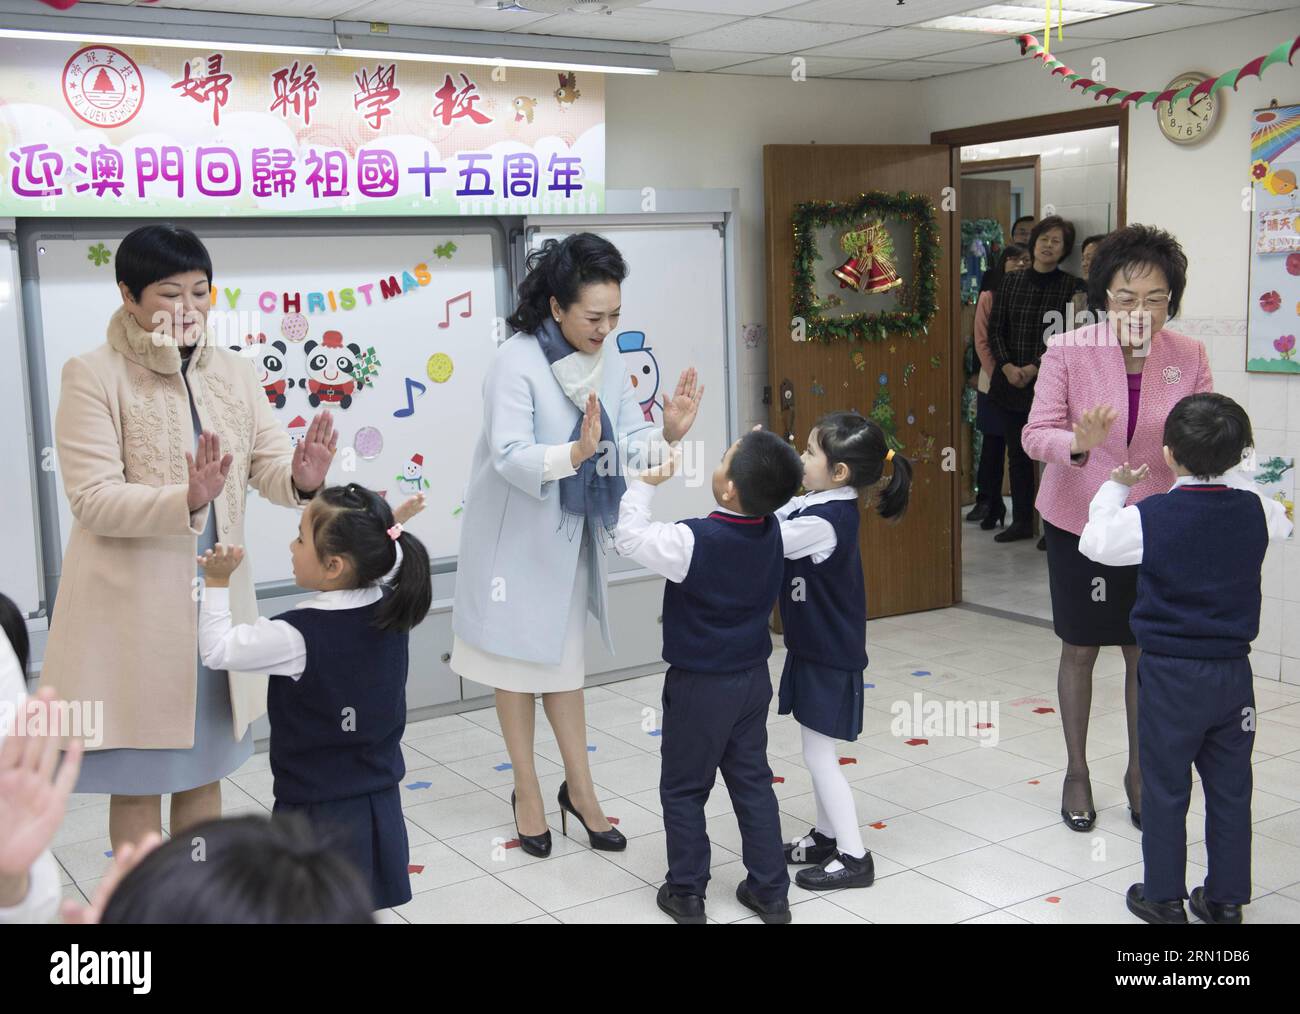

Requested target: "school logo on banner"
[{"left": 61, "top": 46, "right": 144, "bottom": 127}]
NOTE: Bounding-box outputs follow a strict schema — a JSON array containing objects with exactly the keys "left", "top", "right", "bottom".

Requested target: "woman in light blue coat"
[{"left": 451, "top": 233, "right": 702, "bottom": 857}]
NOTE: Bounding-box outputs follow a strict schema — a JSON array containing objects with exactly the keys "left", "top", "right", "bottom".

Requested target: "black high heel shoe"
[
  {"left": 510, "top": 790, "right": 552, "bottom": 858},
  {"left": 980, "top": 501, "right": 1007, "bottom": 530},
  {"left": 558, "top": 781, "right": 627, "bottom": 852},
  {"left": 1060, "top": 774, "right": 1096, "bottom": 832},
  {"left": 994, "top": 522, "right": 1034, "bottom": 543},
  {"left": 965, "top": 500, "right": 989, "bottom": 523}
]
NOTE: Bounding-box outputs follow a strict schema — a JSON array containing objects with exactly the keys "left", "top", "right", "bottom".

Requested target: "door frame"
[{"left": 930, "top": 106, "right": 1129, "bottom": 604}]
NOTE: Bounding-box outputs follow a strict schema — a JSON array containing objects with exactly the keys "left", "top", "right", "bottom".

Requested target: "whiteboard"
[
  {"left": 0, "top": 235, "right": 43, "bottom": 618},
  {"left": 527, "top": 221, "right": 731, "bottom": 536},
  {"left": 29, "top": 226, "right": 501, "bottom": 587}
]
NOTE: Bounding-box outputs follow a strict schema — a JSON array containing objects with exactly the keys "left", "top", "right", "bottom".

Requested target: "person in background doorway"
[{"left": 1011, "top": 215, "right": 1036, "bottom": 247}]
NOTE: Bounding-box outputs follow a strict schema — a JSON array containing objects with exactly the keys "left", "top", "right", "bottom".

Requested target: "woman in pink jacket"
[{"left": 1022, "top": 225, "right": 1212, "bottom": 834}]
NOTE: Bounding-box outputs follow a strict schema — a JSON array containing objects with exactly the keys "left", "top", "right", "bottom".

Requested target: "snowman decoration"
[
  {"left": 616, "top": 331, "right": 660, "bottom": 423},
  {"left": 397, "top": 453, "right": 430, "bottom": 494}
]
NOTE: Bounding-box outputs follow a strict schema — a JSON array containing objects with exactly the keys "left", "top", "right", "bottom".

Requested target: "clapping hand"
[
  {"left": 1072, "top": 406, "right": 1119, "bottom": 455},
  {"left": 1111, "top": 462, "right": 1149, "bottom": 487},
  {"left": 291, "top": 410, "right": 338, "bottom": 495},
  {"left": 393, "top": 493, "right": 427, "bottom": 526},
  {"left": 661, "top": 368, "right": 704, "bottom": 443},
  {"left": 570, "top": 392, "right": 602, "bottom": 469},
  {"left": 197, "top": 543, "right": 245, "bottom": 589},
  {"left": 635, "top": 445, "right": 683, "bottom": 487},
  {"left": 186, "top": 431, "right": 233, "bottom": 512}
]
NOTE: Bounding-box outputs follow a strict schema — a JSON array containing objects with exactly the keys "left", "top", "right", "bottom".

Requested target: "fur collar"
[{"left": 106, "top": 305, "right": 213, "bottom": 375}]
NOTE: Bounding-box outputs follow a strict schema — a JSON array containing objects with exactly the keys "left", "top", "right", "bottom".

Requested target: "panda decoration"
[
  {"left": 231, "top": 333, "right": 293, "bottom": 409},
  {"left": 302, "top": 329, "right": 361, "bottom": 410}
]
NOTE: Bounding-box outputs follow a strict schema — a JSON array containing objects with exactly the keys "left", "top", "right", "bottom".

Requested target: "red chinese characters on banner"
[
  {"left": 171, "top": 54, "right": 232, "bottom": 126},
  {"left": 269, "top": 61, "right": 320, "bottom": 127},
  {"left": 353, "top": 64, "right": 400, "bottom": 131},
  {"left": 432, "top": 73, "right": 492, "bottom": 127}
]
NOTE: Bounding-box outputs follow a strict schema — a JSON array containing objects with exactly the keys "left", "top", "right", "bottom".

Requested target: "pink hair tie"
[{"left": 387, "top": 523, "right": 403, "bottom": 541}]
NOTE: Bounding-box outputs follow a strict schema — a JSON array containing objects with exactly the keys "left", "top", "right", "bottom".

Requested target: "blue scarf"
[{"left": 535, "top": 317, "right": 626, "bottom": 546}]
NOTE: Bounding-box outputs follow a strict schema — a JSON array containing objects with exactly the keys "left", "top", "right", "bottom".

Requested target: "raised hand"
[
  {"left": 1111, "top": 462, "right": 1150, "bottom": 487},
  {"left": 291, "top": 410, "right": 338, "bottom": 495},
  {"left": 0, "top": 689, "right": 83, "bottom": 890},
  {"left": 661, "top": 367, "right": 704, "bottom": 443},
  {"left": 393, "top": 493, "right": 427, "bottom": 526},
  {"left": 186, "top": 431, "right": 234, "bottom": 512},
  {"left": 636, "top": 445, "right": 683, "bottom": 487},
  {"left": 1072, "top": 405, "right": 1119, "bottom": 455},
  {"left": 197, "top": 543, "right": 245, "bottom": 588},
  {"left": 60, "top": 832, "right": 164, "bottom": 925},
  {"left": 570, "top": 391, "right": 602, "bottom": 469}
]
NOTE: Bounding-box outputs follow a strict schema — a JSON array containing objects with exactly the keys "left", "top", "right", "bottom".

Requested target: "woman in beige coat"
[{"left": 42, "top": 225, "right": 336, "bottom": 851}]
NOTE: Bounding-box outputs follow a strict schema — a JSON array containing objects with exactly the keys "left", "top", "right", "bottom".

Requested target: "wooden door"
[
  {"left": 961, "top": 177, "right": 1012, "bottom": 240},
  {"left": 764, "top": 144, "right": 958, "bottom": 618}
]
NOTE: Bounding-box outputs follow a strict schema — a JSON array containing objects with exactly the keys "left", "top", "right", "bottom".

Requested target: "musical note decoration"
[
  {"left": 393, "top": 377, "right": 426, "bottom": 418},
  {"left": 438, "top": 290, "right": 472, "bottom": 328}
]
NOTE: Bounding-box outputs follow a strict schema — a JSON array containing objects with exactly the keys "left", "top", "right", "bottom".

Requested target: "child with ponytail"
[
  {"left": 775, "top": 412, "right": 912, "bottom": 890},
  {"left": 196, "top": 486, "right": 431, "bottom": 911}
]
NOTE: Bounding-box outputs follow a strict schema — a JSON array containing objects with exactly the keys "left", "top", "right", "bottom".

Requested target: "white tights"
[{"left": 796, "top": 724, "right": 866, "bottom": 867}]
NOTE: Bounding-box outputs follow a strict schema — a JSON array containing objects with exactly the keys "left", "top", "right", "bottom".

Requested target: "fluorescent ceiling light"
[
  {"left": 329, "top": 45, "right": 657, "bottom": 73},
  {"left": 0, "top": 27, "right": 327, "bottom": 55},
  {"left": 922, "top": 0, "right": 1153, "bottom": 33}
]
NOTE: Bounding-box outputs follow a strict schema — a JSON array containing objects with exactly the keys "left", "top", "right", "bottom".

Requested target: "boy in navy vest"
[
  {"left": 1080, "top": 393, "right": 1292, "bottom": 925},
  {"left": 615, "top": 429, "right": 804, "bottom": 924}
]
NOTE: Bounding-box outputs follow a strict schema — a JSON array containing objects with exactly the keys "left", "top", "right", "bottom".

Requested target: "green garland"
[{"left": 792, "top": 190, "right": 940, "bottom": 343}]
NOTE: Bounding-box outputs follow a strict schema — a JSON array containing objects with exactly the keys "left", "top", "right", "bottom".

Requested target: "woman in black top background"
[{"left": 986, "top": 216, "right": 1085, "bottom": 543}]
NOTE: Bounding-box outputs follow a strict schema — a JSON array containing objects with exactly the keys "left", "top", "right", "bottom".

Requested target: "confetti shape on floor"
[
  {"left": 869, "top": 822, "right": 887, "bottom": 830},
  {"left": 405, "top": 780, "right": 432, "bottom": 790},
  {"left": 838, "top": 756, "right": 858, "bottom": 765},
  {"left": 493, "top": 762, "right": 513, "bottom": 772},
  {"left": 771, "top": 776, "right": 785, "bottom": 785},
  {"left": 904, "top": 738, "right": 929, "bottom": 746},
  {"left": 912, "top": 670, "right": 930, "bottom": 677},
  {"left": 408, "top": 865, "right": 425, "bottom": 875},
  {"left": 1045, "top": 897, "right": 1061, "bottom": 904},
  {"left": 1032, "top": 707, "right": 1056, "bottom": 715}
]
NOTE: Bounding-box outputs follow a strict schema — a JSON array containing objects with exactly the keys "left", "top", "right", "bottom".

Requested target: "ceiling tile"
[
  {"left": 640, "top": 0, "right": 802, "bottom": 14},
  {"left": 665, "top": 16, "right": 878, "bottom": 53},
  {"left": 667, "top": 47, "right": 771, "bottom": 70},
  {"left": 518, "top": 8, "right": 740, "bottom": 42},
  {"left": 1045, "top": 2, "right": 1252, "bottom": 39},
  {"left": 337, "top": 1, "right": 552, "bottom": 29},
  {"left": 776, "top": 0, "right": 986, "bottom": 28},
  {"left": 147, "top": 0, "right": 359, "bottom": 15},
  {"left": 830, "top": 58, "right": 996, "bottom": 80},
  {"left": 804, "top": 26, "right": 999, "bottom": 60},
  {"left": 713, "top": 53, "right": 891, "bottom": 75}
]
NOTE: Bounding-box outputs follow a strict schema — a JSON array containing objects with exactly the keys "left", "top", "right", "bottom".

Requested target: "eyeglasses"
[{"left": 1107, "top": 289, "right": 1170, "bottom": 311}]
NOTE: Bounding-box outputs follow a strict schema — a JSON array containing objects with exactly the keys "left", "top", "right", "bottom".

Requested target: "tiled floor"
[
  {"left": 50, "top": 606, "right": 1300, "bottom": 924},
  {"left": 961, "top": 495, "right": 1053, "bottom": 622}
]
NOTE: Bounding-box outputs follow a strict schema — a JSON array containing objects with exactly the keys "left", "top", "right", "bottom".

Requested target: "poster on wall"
[
  {"left": 0, "top": 38, "right": 604, "bottom": 217},
  {"left": 1246, "top": 103, "right": 1300, "bottom": 372}
]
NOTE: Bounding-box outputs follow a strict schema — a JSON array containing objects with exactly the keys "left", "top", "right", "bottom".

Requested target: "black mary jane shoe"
[
  {"left": 1190, "top": 886, "right": 1243, "bottom": 925},
  {"left": 1130, "top": 806, "right": 1142, "bottom": 830},
  {"left": 510, "top": 790, "right": 552, "bottom": 858},
  {"left": 784, "top": 828, "right": 838, "bottom": 866},
  {"left": 965, "top": 501, "right": 990, "bottom": 523},
  {"left": 557, "top": 780, "right": 627, "bottom": 852},
  {"left": 795, "top": 851, "right": 875, "bottom": 891},
  {"left": 736, "top": 881, "right": 791, "bottom": 924},
  {"left": 1126, "top": 883, "right": 1188, "bottom": 925},
  {"left": 657, "top": 883, "right": 706, "bottom": 925}
]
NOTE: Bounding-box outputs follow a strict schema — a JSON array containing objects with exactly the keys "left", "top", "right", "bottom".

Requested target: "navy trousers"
[
  {"left": 1138, "top": 652, "right": 1254, "bottom": 905},
  {"left": 659, "top": 663, "right": 789, "bottom": 905}
]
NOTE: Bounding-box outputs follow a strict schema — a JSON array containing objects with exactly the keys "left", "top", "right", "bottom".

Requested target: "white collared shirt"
[
  {"left": 1079, "top": 469, "right": 1293, "bottom": 567},
  {"left": 199, "top": 585, "right": 384, "bottom": 679},
  {"left": 614, "top": 478, "right": 749, "bottom": 584},
  {"left": 773, "top": 485, "right": 858, "bottom": 563}
]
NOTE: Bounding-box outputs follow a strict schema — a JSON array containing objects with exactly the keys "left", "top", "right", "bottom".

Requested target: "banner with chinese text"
[{"left": 0, "top": 38, "right": 604, "bottom": 216}]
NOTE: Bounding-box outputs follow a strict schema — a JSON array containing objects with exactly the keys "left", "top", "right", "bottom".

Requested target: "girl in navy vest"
[
  {"left": 777, "top": 412, "right": 912, "bottom": 890},
  {"left": 196, "top": 485, "right": 432, "bottom": 912}
]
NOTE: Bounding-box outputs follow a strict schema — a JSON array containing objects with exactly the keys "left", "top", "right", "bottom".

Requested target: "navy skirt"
[
  {"left": 1044, "top": 519, "right": 1138, "bottom": 647},
  {"left": 778, "top": 653, "right": 864, "bottom": 742},
  {"left": 274, "top": 786, "right": 411, "bottom": 910}
]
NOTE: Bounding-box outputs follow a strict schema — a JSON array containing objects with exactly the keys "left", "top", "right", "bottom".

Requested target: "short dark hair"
[
  {"left": 1162, "top": 393, "right": 1253, "bottom": 480},
  {"left": 979, "top": 242, "right": 1029, "bottom": 294},
  {"left": 115, "top": 224, "right": 213, "bottom": 302},
  {"left": 507, "top": 232, "right": 627, "bottom": 334},
  {"left": 812, "top": 412, "right": 912, "bottom": 520},
  {"left": 0, "top": 592, "right": 28, "bottom": 673},
  {"left": 100, "top": 814, "right": 377, "bottom": 924},
  {"left": 1029, "top": 215, "right": 1076, "bottom": 260},
  {"left": 1087, "top": 223, "right": 1188, "bottom": 318},
  {"left": 1012, "top": 215, "right": 1036, "bottom": 232},
  {"left": 728, "top": 430, "right": 803, "bottom": 517},
  {"left": 1080, "top": 233, "right": 1108, "bottom": 255}
]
